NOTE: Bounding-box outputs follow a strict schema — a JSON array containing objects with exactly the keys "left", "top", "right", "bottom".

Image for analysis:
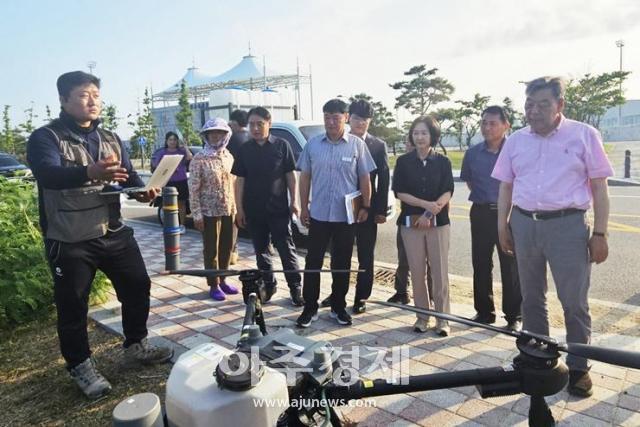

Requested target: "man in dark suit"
[{"left": 321, "top": 99, "right": 390, "bottom": 314}]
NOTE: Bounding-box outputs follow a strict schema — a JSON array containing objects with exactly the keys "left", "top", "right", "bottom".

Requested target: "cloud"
[{"left": 449, "top": 0, "right": 640, "bottom": 57}]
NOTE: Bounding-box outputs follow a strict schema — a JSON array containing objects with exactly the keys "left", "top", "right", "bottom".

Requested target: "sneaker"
[
  {"left": 352, "top": 300, "right": 366, "bottom": 314},
  {"left": 209, "top": 287, "right": 226, "bottom": 301},
  {"left": 69, "top": 358, "right": 112, "bottom": 399},
  {"left": 229, "top": 252, "right": 239, "bottom": 265},
  {"left": 296, "top": 308, "right": 318, "bottom": 328},
  {"left": 387, "top": 293, "right": 410, "bottom": 304},
  {"left": 568, "top": 370, "right": 593, "bottom": 397},
  {"left": 219, "top": 281, "right": 239, "bottom": 295},
  {"left": 413, "top": 318, "right": 430, "bottom": 333},
  {"left": 290, "top": 287, "right": 304, "bottom": 306},
  {"left": 505, "top": 319, "right": 522, "bottom": 332},
  {"left": 435, "top": 320, "right": 450, "bottom": 337},
  {"left": 124, "top": 338, "right": 174, "bottom": 366},
  {"left": 178, "top": 225, "right": 186, "bottom": 235},
  {"left": 330, "top": 309, "right": 352, "bottom": 326},
  {"left": 320, "top": 295, "right": 332, "bottom": 308}
]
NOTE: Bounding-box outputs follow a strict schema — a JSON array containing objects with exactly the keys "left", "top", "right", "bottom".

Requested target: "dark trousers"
[
  {"left": 247, "top": 213, "right": 301, "bottom": 289},
  {"left": 44, "top": 226, "right": 150, "bottom": 368},
  {"left": 394, "top": 225, "right": 433, "bottom": 297},
  {"left": 354, "top": 218, "right": 377, "bottom": 302},
  {"left": 303, "top": 219, "right": 355, "bottom": 311},
  {"left": 470, "top": 203, "right": 522, "bottom": 321}
]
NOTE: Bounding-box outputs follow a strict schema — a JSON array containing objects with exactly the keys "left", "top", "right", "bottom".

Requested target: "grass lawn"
[{"left": 0, "top": 313, "right": 171, "bottom": 426}]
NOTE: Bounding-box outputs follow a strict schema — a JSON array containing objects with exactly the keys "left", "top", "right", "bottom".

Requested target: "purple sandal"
[
  {"left": 209, "top": 287, "right": 226, "bottom": 301},
  {"left": 220, "top": 281, "right": 239, "bottom": 295}
]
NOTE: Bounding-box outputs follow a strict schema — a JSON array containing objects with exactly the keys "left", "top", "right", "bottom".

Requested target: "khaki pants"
[
  {"left": 202, "top": 215, "right": 234, "bottom": 286},
  {"left": 401, "top": 224, "right": 451, "bottom": 323}
]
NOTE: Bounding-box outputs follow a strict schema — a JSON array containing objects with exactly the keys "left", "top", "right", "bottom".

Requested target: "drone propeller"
[
  {"left": 167, "top": 268, "right": 363, "bottom": 279},
  {"left": 370, "top": 300, "right": 640, "bottom": 370}
]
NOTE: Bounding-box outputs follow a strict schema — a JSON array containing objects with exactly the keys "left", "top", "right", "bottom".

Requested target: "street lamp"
[
  {"left": 87, "top": 61, "right": 97, "bottom": 74},
  {"left": 615, "top": 40, "right": 624, "bottom": 123}
]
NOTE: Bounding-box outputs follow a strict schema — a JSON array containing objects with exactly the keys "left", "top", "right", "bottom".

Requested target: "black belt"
[
  {"left": 473, "top": 203, "right": 498, "bottom": 210},
  {"left": 515, "top": 206, "right": 585, "bottom": 221}
]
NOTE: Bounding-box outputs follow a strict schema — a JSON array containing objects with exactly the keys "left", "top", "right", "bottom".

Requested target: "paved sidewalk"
[{"left": 90, "top": 221, "right": 640, "bottom": 426}]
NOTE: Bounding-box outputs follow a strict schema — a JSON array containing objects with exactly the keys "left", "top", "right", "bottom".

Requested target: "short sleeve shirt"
[
  {"left": 231, "top": 135, "right": 296, "bottom": 215},
  {"left": 392, "top": 150, "right": 454, "bottom": 227},
  {"left": 297, "top": 132, "right": 376, "bottom": 222},
  {"left": 491, "top": 116, "right": 614, "bottom": 211}
]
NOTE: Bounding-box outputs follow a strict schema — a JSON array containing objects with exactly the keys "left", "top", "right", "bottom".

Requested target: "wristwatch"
[{"left": 592, "top": 231, "right": 608, "bottom": 237}]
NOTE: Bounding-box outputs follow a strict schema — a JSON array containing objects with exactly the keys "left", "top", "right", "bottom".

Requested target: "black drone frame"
[{"left": 169, "top": 268, "right": 640, "bottom": 427}]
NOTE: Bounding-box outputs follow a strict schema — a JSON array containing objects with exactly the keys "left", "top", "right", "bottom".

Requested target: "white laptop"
[{"left": 102, "top": 154, "right": 184, "bottom": 195}]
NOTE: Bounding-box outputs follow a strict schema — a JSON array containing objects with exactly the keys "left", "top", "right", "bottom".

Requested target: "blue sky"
[{"left": 2, "top": 0, "right": 640, "bottom": 136}]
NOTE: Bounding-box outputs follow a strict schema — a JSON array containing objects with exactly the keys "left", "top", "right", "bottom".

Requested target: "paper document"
[
  {"left": 104, "top": 154, "right": 184, "bottom": 195},
  {"left": 345, "top": 190, "right": 362, "bottom": 225}
]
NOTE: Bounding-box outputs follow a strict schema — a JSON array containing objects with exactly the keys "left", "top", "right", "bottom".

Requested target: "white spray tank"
[{"left": 165, "top": 337, "right": 289, "bottom": 427}]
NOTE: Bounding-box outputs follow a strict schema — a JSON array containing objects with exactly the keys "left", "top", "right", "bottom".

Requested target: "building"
[
  {"left": 600, "top": 100, "right": 640, "bottom": 142},
  {"left": 151, "top": 54, "right": 312, "bottom": 145}
]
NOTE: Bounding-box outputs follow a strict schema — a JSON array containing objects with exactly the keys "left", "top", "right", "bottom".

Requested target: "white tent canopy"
[{"left": 154, "top": 55, "right": 309, "bottom": 102}]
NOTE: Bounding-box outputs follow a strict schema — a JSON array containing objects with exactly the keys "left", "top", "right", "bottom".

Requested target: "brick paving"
[{"left": 89, "top": 220, "right": 640, "bottom": 426}]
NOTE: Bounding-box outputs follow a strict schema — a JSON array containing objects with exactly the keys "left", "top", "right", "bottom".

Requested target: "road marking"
[
  {"left": 449, "top": 214, "right": 640, "bottom": 234},
  {"left": 610, "top": 195, "right": 640, "bottom": 198},
  {"left": 607, "top": 221, "right": 640, "bottom": 234}
]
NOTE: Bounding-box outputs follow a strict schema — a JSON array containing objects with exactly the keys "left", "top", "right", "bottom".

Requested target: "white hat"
[{"left": 200, "top": 117, "right": 231, "bottom": 134}]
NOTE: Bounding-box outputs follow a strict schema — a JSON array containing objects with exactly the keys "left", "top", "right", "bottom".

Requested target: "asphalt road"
[{"left": 122, "top": 181, "right": 640, "bottom": 306}]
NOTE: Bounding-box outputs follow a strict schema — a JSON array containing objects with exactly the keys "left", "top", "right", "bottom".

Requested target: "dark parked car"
[{"left": 0, "top": 152, "right": 30, "bottom": 177}]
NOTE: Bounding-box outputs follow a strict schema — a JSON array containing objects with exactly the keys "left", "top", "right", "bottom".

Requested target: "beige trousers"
[{"left": 401, "top": 224, "right": 451, "bottom": 323}]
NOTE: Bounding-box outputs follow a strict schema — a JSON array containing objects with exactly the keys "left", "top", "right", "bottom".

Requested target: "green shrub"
[{"left": 0, "top": 178, "right": 112, "bottom": 328}]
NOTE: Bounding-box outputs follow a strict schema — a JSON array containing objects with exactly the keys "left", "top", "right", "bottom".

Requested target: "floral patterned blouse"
[{"left": 188, "top": 149, "right": 236, "bottom": 221}]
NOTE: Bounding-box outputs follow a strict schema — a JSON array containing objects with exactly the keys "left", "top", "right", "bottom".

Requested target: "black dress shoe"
[
  {"left": 387, "top": 293, "right": 410, "bottom": 304},
  {"left": 320, "top": 295, "right": 332, "bottom": 308},
  {"left": 470, "top": 313, "right": 496, "bottom": 324},
  {"left": 290, "top": 287, "right": 304, "bottom": 307},
  {"left": 352, "top": 301, "right": 366, "bottom": 314},
  {"left": 263, "top": 285, "right": 277, "bottom": 303},
  {"left": 568, "top": 370, "right": 593, "bottom": 397},
  {"left": 505, "top": 319, "right": 522, "bottom": 332}
]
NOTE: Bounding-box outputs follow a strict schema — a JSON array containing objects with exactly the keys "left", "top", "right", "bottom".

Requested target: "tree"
[
  {"left": 390, "top": 65, "right": 455, "bottom": 116},
  {"left": 564, "top": 71, "right": 631, "bottom": 128},
  {"left": 456, "top": 93, "right": 490, "bottom": 148},
  {"left": 502, "top": 97, "right": 526, "bottom": 130},
  {"left": 175, "top": 80, "right": 199, "bottom": 146},
  {"left": 1, "top": 106, "right": 14, "bottom": 154},
  {"left": 127, "top": 88, "right": 156, "bottom": 168},
  {"left": 44, "top": 105, "right": 53, "bottom": 124},
  {"left": 100, "top": 103, "right": 119, "bottom": 132},
  {"left": 435, "top": 107, "right": 464, "bottom": 150}
]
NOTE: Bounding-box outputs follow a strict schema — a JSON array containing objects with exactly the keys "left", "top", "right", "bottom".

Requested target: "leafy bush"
[{"left": 0, "top": 178, "right": 112, "bottom": 328}]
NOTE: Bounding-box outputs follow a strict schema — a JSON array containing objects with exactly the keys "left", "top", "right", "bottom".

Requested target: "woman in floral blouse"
[{"left": 188, "top": 117, "right": 239, "bottom": 301}]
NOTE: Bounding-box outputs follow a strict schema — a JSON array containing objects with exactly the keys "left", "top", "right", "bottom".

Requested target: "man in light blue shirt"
[{"left": 296, "top": 98, "right": 376, "bottom": 327}]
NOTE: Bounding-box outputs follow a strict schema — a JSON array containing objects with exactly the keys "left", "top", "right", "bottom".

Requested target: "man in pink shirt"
[{"left": 492, "top": 76, "right": 613, "bottom": 398}]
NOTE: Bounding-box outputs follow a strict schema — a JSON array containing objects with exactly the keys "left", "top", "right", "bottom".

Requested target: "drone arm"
[
  {"left": 325, "top": 367, "right": 521, "bottom": 400},
  {"left": 564, "top": 343, "right": 640, "bottom": 370}
]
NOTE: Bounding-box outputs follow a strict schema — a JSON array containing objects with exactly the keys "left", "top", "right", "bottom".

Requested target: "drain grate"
[{"left": 373, "top": 268, "right": 396, "bottom": 286}]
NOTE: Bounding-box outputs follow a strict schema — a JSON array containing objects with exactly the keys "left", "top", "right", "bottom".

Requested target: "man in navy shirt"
[
  {"left": 460, "top": 105, "right": 521, "bottom": 331},
  {"left": 232, "top": 106, "right": 303, "bottom": 306}
]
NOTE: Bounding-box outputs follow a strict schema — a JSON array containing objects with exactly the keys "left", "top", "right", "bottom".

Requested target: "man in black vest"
[{"left": 27, "top": 71, "right": 173, "bottom": 399}]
